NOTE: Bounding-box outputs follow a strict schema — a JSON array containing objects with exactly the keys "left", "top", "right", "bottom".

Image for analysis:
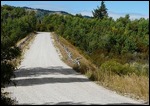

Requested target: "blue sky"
[{"left": 1, "top": 1, "right": 149, "bottom": 20}]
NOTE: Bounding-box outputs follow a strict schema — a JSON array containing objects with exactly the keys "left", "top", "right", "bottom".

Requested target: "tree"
[
  {"left": 75, "top": 13, "right": 83, "bottom": 18},
  {"left": 1, "top": 5, "right": 39, "bottom": 104},
  {"left": 92, "top": 1, "right": 108, "bottom": 19}
]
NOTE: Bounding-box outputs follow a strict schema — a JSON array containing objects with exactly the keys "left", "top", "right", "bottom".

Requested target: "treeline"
[
  {"left": 37, "top": 14, "right": 149, "bottom": 66},
  {"left": 1, "top": 5, "right": 36, "bottom": 49},
  {"left": 1, "top": 5, "right": 36, "bottom": 104}
]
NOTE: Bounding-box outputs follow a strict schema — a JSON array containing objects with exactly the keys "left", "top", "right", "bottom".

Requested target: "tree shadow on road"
[
  {"left": 6, "top": 67, "right": 145, "bottom": 105},
  {"left": 19, "top": 101, "right": 144, "bottom": 105},
  {"left": 7, "top": 66, "right": 90, "bottom": 87},
  {"left": 15, "top": 66, "right": 80, "bottom": 77}
]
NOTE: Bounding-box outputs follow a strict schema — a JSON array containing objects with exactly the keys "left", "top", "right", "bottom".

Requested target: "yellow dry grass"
[
  {"left": 95, "top": 71, "right": 149, "bottom": 101},
  {"left": 11, "top": 32, "right": 36, "bottom": 68}
]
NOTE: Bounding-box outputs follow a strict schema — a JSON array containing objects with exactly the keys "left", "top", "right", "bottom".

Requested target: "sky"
[{"left": 1, "top": 1, "right": 149, "bottom": 20}]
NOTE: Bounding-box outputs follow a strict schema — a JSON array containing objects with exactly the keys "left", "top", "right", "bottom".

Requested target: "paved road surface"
[{"left": 5, "top": 32, "right": 141, "bottom": 105}]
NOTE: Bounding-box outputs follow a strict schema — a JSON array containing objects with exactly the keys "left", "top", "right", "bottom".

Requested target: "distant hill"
[
  {"left": 23, "top": 6, "right": 92, "bottom": 19},
  {"left": 1, "top": 5, "right": 91, "bottom": 19},
  {"left": 23, "top": 6, "right": 72, "bottom": 17}
]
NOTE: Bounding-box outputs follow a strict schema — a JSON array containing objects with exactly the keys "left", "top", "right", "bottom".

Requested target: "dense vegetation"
[
  {"left": 38, "top": 13, "right": 149, "bottom": 73},
  {"left": 1, "top": 5, "right": 36, "bottom": 104},
  {"left": 45, "top": 11, "right": 149, "bottom": 100}
]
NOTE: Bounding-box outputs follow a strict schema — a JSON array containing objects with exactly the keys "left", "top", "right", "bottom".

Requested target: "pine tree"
[{"left": 92, "top": 1, "right": 108, "bottom": 19}]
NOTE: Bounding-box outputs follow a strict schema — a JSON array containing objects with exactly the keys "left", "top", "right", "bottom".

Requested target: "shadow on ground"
[
  {"left": 19, "top": 101, "right": 145, "bottom": 105},
  {"left": 7, "top": 66, "right": 90, "bottom": 87},
  {"left": 16, "top": 66, "right": 80, "bottom": 77}
]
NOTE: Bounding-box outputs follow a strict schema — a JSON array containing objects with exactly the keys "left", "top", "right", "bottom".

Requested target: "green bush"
[
  {"left": 100, "top": 60, "right": 133, "bottom": 76},
  {"left": 100, "top": 60, "right": 149, "bottom": 76},
  {"left": 130, "top": 62, "right": 149, "bottom": 76}
]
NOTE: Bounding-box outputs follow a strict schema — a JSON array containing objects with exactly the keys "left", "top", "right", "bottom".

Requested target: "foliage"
[
  {"left": 1, "top": 5, "right": 36, "bottom": 87},
  {"left": 92, "top": 1, "right": 108, "bottom": 19},
  {"left": 100, "top": 60, "right": 133, "bottom": 76},
  {"left": 35, "top": 12, "right": 149, "bottom": 73},
  {"left": 100, "top": 60, "right": 149, "bottom": 76},
  {"left": 1, "top": 5, "right": 37, "bottom": 104}
]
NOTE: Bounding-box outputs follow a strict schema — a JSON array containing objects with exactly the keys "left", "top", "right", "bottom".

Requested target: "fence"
[{"left": 55, "top": 34, "right": 81, "bottom": 67}]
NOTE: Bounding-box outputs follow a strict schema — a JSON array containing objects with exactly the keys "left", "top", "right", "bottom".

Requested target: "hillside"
[
  {"left": 23, "top": 6, "right": 92, "bottom": 19},
  {"left": 23, "top": 6, "right": 72, "bottom": 16}
]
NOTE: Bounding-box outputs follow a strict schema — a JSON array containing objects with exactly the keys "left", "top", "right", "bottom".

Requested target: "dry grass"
[
  {"left": 11, "top": 32, "right": 36, "bottom": 68},
  {"left": 51, "top": 32, "right": 149, "bottom": 102},
  {"left": 90, "top": 71, "right": 149, "bottom": 102},
  {"left": 51, "top": 32, "right": 97, "bottom": 72}
]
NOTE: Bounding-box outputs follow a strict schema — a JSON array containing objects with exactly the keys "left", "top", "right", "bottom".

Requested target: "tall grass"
[
  {"left": 100, "top": 60, "right": 149, "bottom": 76},
  {"left": 11, "top": 33, "right": 36, "bottom": 68},
  {"left": 87, "top": 70, "right": 149, "bottom": 101}
]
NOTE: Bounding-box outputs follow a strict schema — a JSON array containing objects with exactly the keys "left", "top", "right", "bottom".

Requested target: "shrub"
[
  {"left": 100, "top": 60, "right": 132, "bottom": 76},
  {"left": 89, "top": 71, "right": 98, "bottom": 81},
  {"left": 130, "top": 62, "right": 149, "bottom": 76},
  {"left": 73, "top": 63, "right": 88, "bottom": 74}
]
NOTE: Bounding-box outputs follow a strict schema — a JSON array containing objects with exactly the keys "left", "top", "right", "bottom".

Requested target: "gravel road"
[{"left": 4, "top": 32, "right": 142, "bottom": 105}]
